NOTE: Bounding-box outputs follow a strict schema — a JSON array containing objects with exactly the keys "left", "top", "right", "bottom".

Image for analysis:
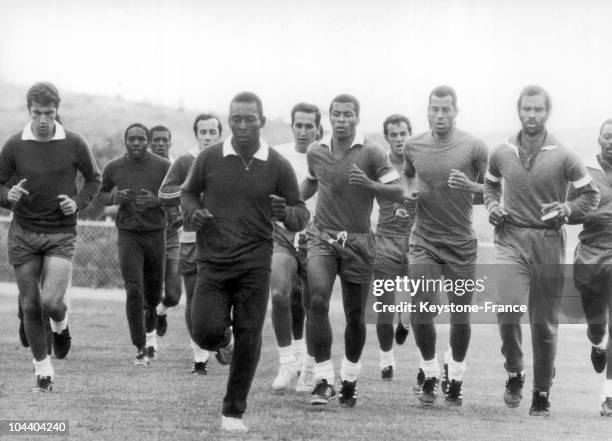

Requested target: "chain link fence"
[{"left": 0, "top": 216, "right": 123, "bottom": 289}]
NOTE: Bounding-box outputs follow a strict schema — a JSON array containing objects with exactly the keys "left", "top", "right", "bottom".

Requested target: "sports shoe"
[
  {"left": 221, "top": 416, "right": 248, "bottom": 432},
  {"left": 310, "top": 379, "right": 337, "bottom": 405},
  {"left": 601, "top": 397, "right": 612, "bottom": 417},
  {"left": 19, "top": 317, "right": 29, "bottom": 347},
  {"left": 591, "top": 346, "right": 607, "bottom": 373},
  {"left": 156, "top": 313, "right": 168, "bottom": 337},
  {"left": 192, "top": 361, "right": 208, "bottom": 375},
  {"left": 529, "top": 390, "right": 551, "bottom": 417},
  {"left": 272, "top": 364, "right": 298, "bottom": 391},
  {"left": 339, "top": 380, "right": 357, "bottom": 408},
  {"left": 504, "top": 371, "right": 524, "bottom": 408},
  {"left": 381, "top": 365, "right": 394, "bottom": 381},
  {"left": 445, "top": 379, "right": 463, "bottom": 406},
  {"left": 52, "top": 327, "right": 71, "bottom": 359},
  {"left": 419, "top": 377, "right": 438, "bottom": 407},
  {"left": 413, "top": 368, "right": 425, "bottom": 393},
  {"left": 134, "top": 349, "right": 150, "bottom": 366},
  {"left": 395, "top": 321, "right": 409, "bottom": 345},
  {"left": 441, "top": 363, "right": 449, "bottom": 394},
  {"left": 32, "top": 375, "right": 53, "bottom": 393},
  {"left": 215, "top": 342, "right": 233, "bottom": 366},
  {"left": 146, "top": 346, "right": 157, "bottom": 360},
  {"left": 296, "top": 369, "right": 315, "bottom": 393}
]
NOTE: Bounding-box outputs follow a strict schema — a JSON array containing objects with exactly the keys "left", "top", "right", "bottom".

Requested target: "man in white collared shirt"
[
  {"left": 0, "top": 82, "right": 101, "bottom": 392},
  {"left": 300, "top": 94, "right": 404, "bottom": 408},
  {"left": 181, "top": 92, "right": 309, "bottom": 433}
]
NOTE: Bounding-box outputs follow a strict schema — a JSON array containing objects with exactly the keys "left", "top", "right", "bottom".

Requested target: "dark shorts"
[
  {"left": 179, "top": 242, "right": 197, "bottom": 276},
  {"left": 374, "top": 232, "right": 410, "bottom": 277},
  {"left": 8, "top": 221, "right": 77, "bottom": 266},
  {"left": 272, "top": 224, "right": 307, "bottom": 277},
  {"left": 306, "top": 222, "right": 375, "bottom": 284}
]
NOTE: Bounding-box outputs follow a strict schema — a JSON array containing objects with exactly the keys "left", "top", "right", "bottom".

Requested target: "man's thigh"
[{"left": 271, "top": 251, "right": 299, "bottom": 295}]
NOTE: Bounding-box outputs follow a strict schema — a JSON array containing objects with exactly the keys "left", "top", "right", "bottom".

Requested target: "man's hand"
[
  {"left": 135, "top": 189, "right": 158, "bottom": 208},
  {"left": 448, "top": 169, "right": 474, "bottom": 192},
  {"left": 541, "top": 202, "right": 569, "bottom": 227},
  {"left": 58, "top": 194, "right": 77, "bottom": 216},
  {"left": 348, "top": 165, "right": 374, "bottom": 189},
  {"left": 112, "top": 189, "right": 133, "bottom": 206},
  {"left": 192, "top": 208, "right": 213, "bottom": 229},
  {"left": 489, "top": 204, "right": 508, "bottom": 227},
  {"left": 269, "top": 194, "right": 287, "bottom": 220},
  {"left": 7, "top": 179, "right": 29, "bottom": 204}
]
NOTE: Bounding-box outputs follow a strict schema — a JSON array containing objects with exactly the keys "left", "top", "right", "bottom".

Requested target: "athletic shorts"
[
  {"left": 272, "top": 224, "right": 307, "bottom": 277},
  {"left": 409, "top": 233, "right": 477, "bottom": 281},
  {"left": 374, "top": 232, "right": 410, "bottom": 277},
  {"left": 8, "top": 221, "right": 77, "bottom": 266},
  {"left": 574, "top": 241, "right": 612, "bottom": 293},
  {"left": 306, "top": 222, "right": 375, "bottom": 284},
  {"left": 179, "top": 242, "right": 197, "bottom": 276},
  {"left": 166, "top": 226, "right": 180, "bottom": 260}
]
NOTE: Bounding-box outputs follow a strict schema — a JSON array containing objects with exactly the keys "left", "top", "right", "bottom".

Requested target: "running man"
[
  {"left": 375, "top": 114, "right": 415, "bottom": 381},
  {"left": 181, "top": 92, "right": 308, "bottom": 432},
  {"left": 99, "top": 123, "right": 170, "bottom": 365},
  {"left": 302, "top": 94, "right": 404, "bottom": 407},
  {"left": 571, "top": 119, "right": 612, "bottom": 416},
  {"left": 271, "top": 102, "right": 321, "bottom": 392},
  {"left": 159, "top": 114, "right": 223, "bottom": 374},
  {"left": 404, "top": 85, "right": 488, "bottom": 407},
  {"left": 149, "top": 125, "right": 182, "bottom": 339},
  {"left": 485, "top": 85, "right": 599, "bottom": 416},
  {"left": 0, "top": 82, "right": 101, "bottom": 391}
]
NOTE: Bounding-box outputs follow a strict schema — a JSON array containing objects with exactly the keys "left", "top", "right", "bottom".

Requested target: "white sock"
[
  {"left": 420, "top": 353, "right": 440, "bottom": 379},
  {"left": 603, "top": 379, "right": 612, "bottom": 398},
  {"left": 379, "top": 348, "right": 395, "bottom": 369},
  {"left": 33, "top": 356, "right": 54, "bottom": 378},
  {"left": 595, "top": 334, "right": 609, "bottom": 351},
  {"left": 190, "top": 339, "right": 209, "bottom": 363},
  {"left": 156, "top": 304, "right": 167, "bottom": 316},
  {"left": 278, "top": 345, "right": 295, "bottom": 365},
  {"left": 50, "top": 313, "right": 68, "bottom": 333},
  {"left": 301, "top": 353, "right": 315, "bottom": 373},
  {"left": 146, "top": 331, "right": 157, "bottom": 349},
  {"left": 448, "top": 357, "right": 467, "bottom": 381},
  {"left": 292, "top": 338, "right": 306, "bottom": 359},
  {"left": 340, "top": 357, "right": 361, "bottom": 382},
  {"left": 313, "top": 360, "right": 334, "bottom": 383}
]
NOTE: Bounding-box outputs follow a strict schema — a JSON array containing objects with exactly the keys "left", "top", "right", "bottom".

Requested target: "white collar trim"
[
  {"left": 585, "top": 155, "right": 605, "bottom": 173},
  {"left": 21, "top": 121, "right": 66, "bottom": 141},
  {"left": 223, "top": 137, "right": 269, "bottom": 161},
  {"left": 189, "top": 144, "right": 201, "bottom": 158},
  {"left": 319, "top": 133, "right": 365, "bottom": 151}
]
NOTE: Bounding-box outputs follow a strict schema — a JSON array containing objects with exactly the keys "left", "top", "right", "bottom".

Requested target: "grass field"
[{"left": 1, "top": 285, "right": 610, "bottom": 441}]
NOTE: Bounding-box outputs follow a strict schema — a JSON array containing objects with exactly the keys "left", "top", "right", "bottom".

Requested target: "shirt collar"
[
  {"left": 222, "top": 137, "right": 269, "bottom": 161},
  {"left": 21, "top": 121, "right": 66, "bottom": 141},
  {"left": 189, "top": 144, "right": 201, "bottom": 158},
  {"left": 586, "top": 155, "right": 606, "bottom": 173},
  {"left": 319, "top": 132, "right": 365, "bottom": 152}
]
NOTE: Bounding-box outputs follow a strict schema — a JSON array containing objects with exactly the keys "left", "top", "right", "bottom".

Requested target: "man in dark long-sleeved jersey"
[
  {"left": 484, "top": 85, "right": 600, "bottom": 417},
  {"left": 98, "top": 123, "right": 170, "bottom": 365},
  {"left": 0, "top": 82, "right": 101, "bottom": 392},
  {"left": 181, "top": 92, "right": 308, "bottom": 433}
]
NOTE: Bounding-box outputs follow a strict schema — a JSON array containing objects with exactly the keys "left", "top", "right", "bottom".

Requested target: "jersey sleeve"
[
  {"left": 565, "top": 150, "right": 592, "bottom": 188},
  {"left": 485, "top": 145, "right": 502, "bottom": 183},
  {"left": 370, "top": 145, "right": 399, "bottom": 183}
]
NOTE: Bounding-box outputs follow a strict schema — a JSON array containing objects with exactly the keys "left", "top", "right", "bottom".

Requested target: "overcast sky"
[{"left": 1, "top": 0, "right": 611, "bottom": 148}]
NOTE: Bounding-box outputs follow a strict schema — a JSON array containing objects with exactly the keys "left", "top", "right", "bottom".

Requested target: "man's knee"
[
  {"left": 193, "top": 327, "right": 229, "bottom": 351},
  {"left": 271, "top": 288, "right": 291, "bottom": 310},
  {"left": 41, "top": 296, "right": 64, "bottom": 316},
  {"left": 309, "top": 293, "right": 330, "bottom": 316},
  {"left": 22, "top": 299, "right": 41, "bottom": 319}
]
